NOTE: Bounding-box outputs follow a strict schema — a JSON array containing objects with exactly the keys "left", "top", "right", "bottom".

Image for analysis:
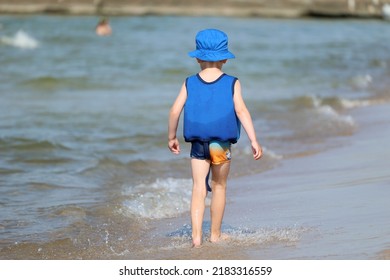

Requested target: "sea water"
[{"left": 0, "top": 15, "right": 390, "bottom": 259}]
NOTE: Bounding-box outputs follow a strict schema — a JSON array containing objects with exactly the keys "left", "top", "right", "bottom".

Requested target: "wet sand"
[
  {"left": 225, "top": 102, "right": 390, "bottom": 259},
  {"left": 146, "top": 102, "right": 390, "bottom": 260},
  {"left": 378, "top": 249, "right": 390, "bottom": 260}
]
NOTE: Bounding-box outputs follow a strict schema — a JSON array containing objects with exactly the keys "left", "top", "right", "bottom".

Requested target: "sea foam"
[
  {"left": 121, "top": 178, "right": 199, "bottom": 219},
  {"left": 0, "top": 30, "right": 39, "bottom": 49}
]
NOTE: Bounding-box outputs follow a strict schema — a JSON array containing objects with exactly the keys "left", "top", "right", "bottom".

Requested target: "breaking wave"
[
  {"left": 121, "top": 178, "right": 196, "bottom": 219},
  {"left": 168, "top": 223, "right": 311, "bottom": 247},
  {"left": 0, "top": 30, "right": 39, "bottom": 49}
]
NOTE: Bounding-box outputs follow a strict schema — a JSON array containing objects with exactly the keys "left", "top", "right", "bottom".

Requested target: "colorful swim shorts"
[{"left": 190, "top": 140, "right": 232, "bottom": 165}]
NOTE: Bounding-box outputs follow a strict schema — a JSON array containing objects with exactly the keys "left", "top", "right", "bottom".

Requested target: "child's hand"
[
  {"left": 251, "top": 141, "right": 263, "bottom": 160},
  {"left": 168, "top": 138, "right": 181, "bottom": 154}
]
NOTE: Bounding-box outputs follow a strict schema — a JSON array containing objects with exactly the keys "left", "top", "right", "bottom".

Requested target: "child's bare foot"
[
  {"left": 191, "top": 243, "right": 202, "bottom": 248},
  {"left": 191, "top": 238, "right": 202, "bottom": 248},
  {"left": 210, "top": 233, "right": 230, "bottom": 243}
]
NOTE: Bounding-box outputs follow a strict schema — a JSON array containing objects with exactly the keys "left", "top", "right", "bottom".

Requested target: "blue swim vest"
[{"left": 183, "top": 73, "right": 241, "bottom": 143}]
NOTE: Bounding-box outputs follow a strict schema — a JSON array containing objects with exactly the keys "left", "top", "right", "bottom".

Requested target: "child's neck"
[
  {"left": 197, "top": 60, "right": 226, "bottom": 82},
  {"left": 199, "top": 67, "right": 224, "bottom": 82}
]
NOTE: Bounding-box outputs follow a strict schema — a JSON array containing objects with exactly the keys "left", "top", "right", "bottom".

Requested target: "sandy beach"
[{"left": 379, "top": 250, "right": 390, "bottom": 259}]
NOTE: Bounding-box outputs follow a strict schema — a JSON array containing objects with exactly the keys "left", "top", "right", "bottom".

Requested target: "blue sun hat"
[{"left": 188, "top": 29, "right": 235, "bottom": 62}]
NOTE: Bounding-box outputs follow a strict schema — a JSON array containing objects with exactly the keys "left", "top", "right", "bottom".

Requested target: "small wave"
[
  {"left": 0, "top": 137, "right": 69, "bottom": 151},
  {"left": 121, "top": 178, "right": 198, "bottom": 219},
  {"left": 0, "top": 168, "right": 23, "bottom": 175},
  {"left": 0, "top": 30, "right": 39, "bottom": 49},
  {"left": 80, "top": 156, "right": 190, "bottom": 185},
  {"left": 240, "top": 145, "right": 283, "bottom": 160},
  {"left": 261, "top": 147, "right": 283, "bottom": 160},
  {"left": 52, "top": 206, "right": 87, "bottom": 220},
  {"left": 277, "top": 95, "right": 360, "bottom": 143},
  {"left": 338, "top": 98, "right": 377, "bottom": 109},
  {"left": 293, "top": 95, "right": 356, "bottom": 126},
  {"left": 168, "top": 223, "right": 311, "bottom": 246},
  {"left": 226, "top": 225, "right": 309, "bottom": 246},
  {"left": 316, "top": 104, "right": 355, "bottom": 126},
  {"left": 16, "top": 157, "right": 74, "bottom": 166},
  {"left": 22, "top": 76, "right": 64, "bottom": 89},
  {"left": 290, "top": 95, "right": 376, "bottom": 111},
  {"left": 29, "top": 182, "right": 64, "bottom": 191},
  {"left": 81, "top": 158, "right": 158, "bottom": 177},
  {"left": 350, "top": 74, "right": 373, "bottom": 89},
  {"left": 320, "top": 96, "right": 379, "bottom": 110},
  {"left": 21, "top": 76, "right": 93, "bottom": 91}
]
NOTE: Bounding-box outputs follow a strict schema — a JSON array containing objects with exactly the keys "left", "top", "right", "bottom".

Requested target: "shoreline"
[
  {"left": 227, "top": 102, "right": 390, "bottom": 259},
  {"left": 146, "top": 101, "right": 390, "bottom": 260},
  {"left": 1, "top": 1, "right": 390, "bottom": 19}
]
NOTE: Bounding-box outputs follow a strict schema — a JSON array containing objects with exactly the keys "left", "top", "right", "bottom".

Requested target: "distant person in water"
[{"left": 95, "top": 18, "right": 112, "bottom": 36}]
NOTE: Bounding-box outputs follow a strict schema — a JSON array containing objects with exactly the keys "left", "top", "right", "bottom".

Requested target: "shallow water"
[{"left": 0, "top": 15, "right": 390, "bottom": 259}]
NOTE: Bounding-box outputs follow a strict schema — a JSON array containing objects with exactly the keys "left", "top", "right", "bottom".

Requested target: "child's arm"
[
  {"left": 233, "top": 80, "right": 263, "bottom": 160},
  {"left": 168, "top": 82, "right": 187, "bottom": 154}
]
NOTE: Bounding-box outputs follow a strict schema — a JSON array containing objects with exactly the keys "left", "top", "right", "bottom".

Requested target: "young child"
[{"left": 168, "top": 29, "right": 262, "bottom": 248}]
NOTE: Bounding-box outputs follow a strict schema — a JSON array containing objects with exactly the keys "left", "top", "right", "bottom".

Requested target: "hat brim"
[{"left": 188, "top": 50, "right": 235, "bottom": 62}]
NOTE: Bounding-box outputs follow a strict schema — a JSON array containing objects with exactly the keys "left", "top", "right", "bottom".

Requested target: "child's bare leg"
[
  {"left": 190, "top": 158, "right": 210, "bottom": 247},
  {"left": 210, "top": 162, "right": 230, "bottom": 243}
]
